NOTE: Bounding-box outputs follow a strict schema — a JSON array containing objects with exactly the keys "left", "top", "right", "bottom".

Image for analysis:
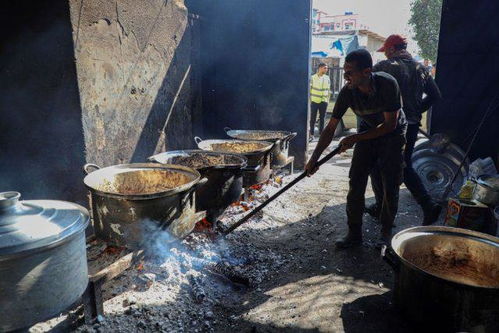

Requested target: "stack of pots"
[{"left": 0, "top": 191, "right": 89, "bottom": 331}]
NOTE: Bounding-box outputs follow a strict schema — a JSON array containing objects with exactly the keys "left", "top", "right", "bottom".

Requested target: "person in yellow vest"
[{"left": 310, "top": 63, "right": 331, "bottom": 140}]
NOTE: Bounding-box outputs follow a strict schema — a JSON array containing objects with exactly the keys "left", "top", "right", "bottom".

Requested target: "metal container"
[
  {"left": 473, "top": 174, "right": 499, "bottom": 206},
  {"left": 83, "top": 163, "right": 206, "bottom": 248},
  {"left": 224, "top": 128, "right": 297, "bottom": 168},
  {"left": 412, "top": 139, "right": 469, "bottom": 201},
  {"left": 382, "top": 226, "right": 499, "bottom": 332},
  {"left": 0, "top": 191, "right": 89, "bottom": 331},
  {"left": 195, "top": 137, "right": 274, "bottom": 168},
  {"left": 148, "top": 150, "right": 247, "bottom": 221}
]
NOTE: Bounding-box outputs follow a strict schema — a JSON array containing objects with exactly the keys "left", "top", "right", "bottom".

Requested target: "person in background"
[
  {"left": 310, "top": 63, "right": 331, "bottom": 141},
  {"left": 305, "top": 49, "right": 407, "bottom": 248},
  {"left": 423, "top": 59, "right": 432, "bottom": 73},
  {"left": 368, "top": 34, "right": 442, "bottom": 225}
]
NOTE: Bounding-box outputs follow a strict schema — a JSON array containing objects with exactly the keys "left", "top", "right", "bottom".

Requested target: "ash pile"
[{"left": 39, "top": 175, "right": 288, "bottom": 333}]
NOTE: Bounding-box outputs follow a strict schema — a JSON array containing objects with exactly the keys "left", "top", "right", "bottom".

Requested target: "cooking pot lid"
[
  {"left": 0, "top": 192, "right": 89, "bottom": 256},
  {"left": 477, "top": 174, "right": 499, "bottom": 190}
]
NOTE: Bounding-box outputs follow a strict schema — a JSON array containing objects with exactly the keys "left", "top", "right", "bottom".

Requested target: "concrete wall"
[{"left": 69, "top": 0, "right": 201, "bottom": 167}]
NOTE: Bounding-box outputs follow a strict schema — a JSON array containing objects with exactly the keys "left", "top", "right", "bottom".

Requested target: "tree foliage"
[{"left": 409, "top": 0, "right": 443, "bottom": 62}]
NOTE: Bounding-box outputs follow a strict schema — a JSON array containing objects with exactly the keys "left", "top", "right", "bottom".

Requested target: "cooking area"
[{"left": 1, "top": 0, "right": 499, "bottom": 333}]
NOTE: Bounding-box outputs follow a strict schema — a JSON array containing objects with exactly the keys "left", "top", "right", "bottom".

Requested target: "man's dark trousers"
[
  {"left": 347, "top": 135, "right": 405, "bottom": 234},
  {"left": 371, "top": 124, "right": 431, "bottom": 209},
  {"left": 310, "top": 101, "right": 328, "bottom": 135}
]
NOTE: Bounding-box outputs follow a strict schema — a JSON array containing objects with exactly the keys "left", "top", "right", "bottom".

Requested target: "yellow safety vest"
[{"left": 310, "top": 73, "right": 331, "bottom": 103}]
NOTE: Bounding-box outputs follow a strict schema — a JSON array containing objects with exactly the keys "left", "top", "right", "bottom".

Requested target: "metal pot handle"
[
  {"left": 381, "top": 245, "right": 400, "bottom": 271},
  {"left": 224, "top": 127, "right": 232, "bottom": 133},
  {"left": 285, "top": 132, "right": 298, "bottom": 141},
  {"left": 194, "top": 136, "right": 203, "bottom": 145},
  {"left": 194, "top": 177, "right": 208, "bottom": 189},
  {"left": 83, "top": 163, "right": 101, "bottom": 174}
]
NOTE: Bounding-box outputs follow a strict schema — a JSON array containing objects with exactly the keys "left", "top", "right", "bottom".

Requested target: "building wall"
[{"left": 69, "top": 0, "right": 201, "bottom": 167}]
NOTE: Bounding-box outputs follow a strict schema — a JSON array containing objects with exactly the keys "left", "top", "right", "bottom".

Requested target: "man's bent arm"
[
  {"left": 310, "top": 117, "right": 340, "bottom": 162},
  {"left": 354, "top": 110, "right": 400, "bottom": 142}
]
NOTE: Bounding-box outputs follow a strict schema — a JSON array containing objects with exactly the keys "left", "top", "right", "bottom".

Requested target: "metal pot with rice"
[{"left": 83, "top": 163, "right": 206, "bottom": 248}]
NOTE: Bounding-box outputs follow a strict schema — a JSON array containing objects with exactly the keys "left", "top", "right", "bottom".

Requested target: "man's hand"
[
  {"left": 339, "top": 134, "right": 359, "bottom": 152},
  {"left": 305, "top": 158, "right": 319, "bottom": 177}
]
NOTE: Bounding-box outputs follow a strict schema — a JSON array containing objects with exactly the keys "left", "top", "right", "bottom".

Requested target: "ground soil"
[{"left": 31, "top": 138, "right": 444, "bottom": 333}]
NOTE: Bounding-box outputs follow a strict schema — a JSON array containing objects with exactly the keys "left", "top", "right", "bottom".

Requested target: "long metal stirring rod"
[{"left": 223, "top": 146, "right": 342, "bottom": 235}]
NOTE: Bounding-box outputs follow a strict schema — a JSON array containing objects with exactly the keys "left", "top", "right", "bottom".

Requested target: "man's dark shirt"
[
  {"left": 373, "top": 54, "right": 441, "bottom": 124},
  {"left": 332, "top": 72, "right": 407, "bottom": 137}
]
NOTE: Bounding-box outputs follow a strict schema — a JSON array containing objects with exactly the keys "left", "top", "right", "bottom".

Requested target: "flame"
[
  {"left": 137, "top": 262, "right": 144, "bottom": 271},
  {"left": 104, "top": 245, "right": 125, "bottom": 255},
  {"left": 194, "top": 218, "right": 213, "bottom": 232}
]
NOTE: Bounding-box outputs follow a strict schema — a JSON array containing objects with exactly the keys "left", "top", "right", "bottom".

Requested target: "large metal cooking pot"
[
  {"left": 412, "top": 139, "right": 469, "bottom": 201},
  {"left": 0, "top": 191, "right": 89, "bottom": 331},
  {"left": 382, "top": 226, "right": 499, "bottom": 332},
  {"left": 224, "top": 127, "right": 297, "bottom": 168},
  {"left": 148, "top": 150, "right": 247, "bottom": 221},
  {"left": 473, "top": 174, "right": 499, "bottom": 206},
  {"left": 195, "top": 137, "right": 274, "bottom": 168},
  {"left": 83, "top": 163, "right": 206, "bottom": 248}
]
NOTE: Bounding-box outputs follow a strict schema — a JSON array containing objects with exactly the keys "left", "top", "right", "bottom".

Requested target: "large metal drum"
[{"left": 0, "top": 191, "right": 89, "bottom": 331}]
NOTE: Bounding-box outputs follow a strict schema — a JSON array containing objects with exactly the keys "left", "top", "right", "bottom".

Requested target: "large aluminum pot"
[
  {"left": 149, "top": 150, "right": 247, "bottom": 221},
  {"left": 224, "top": 127, "right": 297, "bottom": 168},
  {"left": 382, "top": 226, "right": 499, "bottom": 332},
  {"left": 473, "top": 174, "right": 499, "bottom": 206},
  {"left": 83, "top": 163, "right": 206, "bottom": 248},
  {"left": 195, "top": 137, "right": 274, "bottom": 168},
  {"left": 0, "top": 191, "right": 89, "bottom": 331}
]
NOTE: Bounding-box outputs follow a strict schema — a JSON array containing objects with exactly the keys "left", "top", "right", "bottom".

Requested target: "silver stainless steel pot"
[
  {"left": 0, "top": 191, "right": 89, "bottom": 332},
  {"left": 382, "top": 226, "right": 499, "bottom": 332},
  {"left": 223, "top": 128, "right": 297, "bottom": 168},
  {"left": 473, "top": 174, "right": 499, "bottom": 206},
  {"left": 83, "top": 163, "right": 206, "bottom": 248}
]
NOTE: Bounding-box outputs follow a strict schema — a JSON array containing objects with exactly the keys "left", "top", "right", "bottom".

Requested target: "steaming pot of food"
[
  {"left": 382, "top": 226, "right": 499, "bottom": 332},
  {"left": 0, "top": 191, "right": 89, "bottom": 331},
  {"left": 83, "top": 163, "right": 206, "bottom": 248}
]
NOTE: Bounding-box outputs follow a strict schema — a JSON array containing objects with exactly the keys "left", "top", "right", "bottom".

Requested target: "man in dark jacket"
[{"left": 367, "top": 35, "right": 442, "bottom": 225}]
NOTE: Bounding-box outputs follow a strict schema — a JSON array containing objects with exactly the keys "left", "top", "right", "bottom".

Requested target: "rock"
[
  {"left": 205, "top": 311, "right": 214, "bottom": 319},
  {"left": 137, "top": 320, "right": 147, "bottom": 329},
  {"left": 96, "top": 315, "right": 105, "bottom": 323}
]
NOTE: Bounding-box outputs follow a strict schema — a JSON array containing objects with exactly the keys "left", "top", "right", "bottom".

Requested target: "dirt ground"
[
  {"left": 210, "top": 139, "right": 434, "bottom": 333},
  {"left": 31, "top": 138, "right": 441, "bottom": 333}
]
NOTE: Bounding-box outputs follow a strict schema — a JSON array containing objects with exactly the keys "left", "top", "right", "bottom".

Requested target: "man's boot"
[
  {"left": 422, "top": 201, "right": 442, "bottom": 226},
  {"left": 335, "top": 227, "right": 362, "bottom": 249}
]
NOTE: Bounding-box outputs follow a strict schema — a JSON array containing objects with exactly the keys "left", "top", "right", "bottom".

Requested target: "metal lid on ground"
[{"left": 0, "top": 191, "right": 89, "bottom": 257}]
